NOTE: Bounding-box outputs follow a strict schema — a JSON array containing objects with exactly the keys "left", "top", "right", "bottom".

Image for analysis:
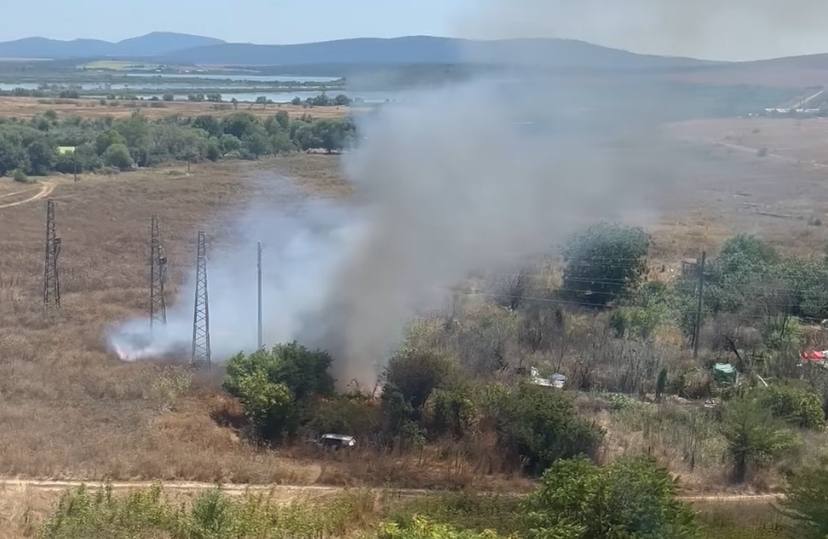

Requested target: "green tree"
[
  {"left": 384, "top": 347, "right": 456, "bottom": 414},
  {"left": 489, "top": 384, "right": 603, "bottom": 474},
  {"left": 562, "top": 223, "right": 649, "bottom": 307},
  {"left": 102, "top": 143, "right": 134, "bottom": 170},
  {"left": 721, "top": 396, "right": 797, "bottom": 483},
  {"left": 755, "top": 385, "right": 825, "bottom": 429},
  {"left": 219, "top": 134, "right": 242, "bottom": 155},
  {"left": 95, "top": 129, "right": 126, "bottom": 155},
  {"left": 275, "top": 110, "right": 290, "bottom": 129},
  {"left": 523, "top": 457, "right": 699, "bottom": 539},
  {"left": 192, "top": 115, "right": 223, "bottom": 137},
  {"left": 224, "top": 343, "right": 334, "bottom": 440},
  {"left": 781, "top": 458, "right": 828, "bottom": 539},
  {"left": 26, "top": 138, "right": 56, "bottom": 175},
  {"left": 0, "top": 134, "right": 26, "bottom": 176}
]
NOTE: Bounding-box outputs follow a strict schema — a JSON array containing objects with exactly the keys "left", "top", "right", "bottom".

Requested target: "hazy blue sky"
[
  {"left": 6, "top": 0, "right": 828, "bottom": 60},
  {"left": 2, "top": 0, "right": 474, "bottom": 43}
]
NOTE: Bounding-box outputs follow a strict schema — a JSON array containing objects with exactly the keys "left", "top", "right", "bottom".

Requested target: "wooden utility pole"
[
  {"left": 257, "top": 241, "right": 263, "bottom": 350},
  {"left": 693, "top": 251, "right": 707, "bottom": 358}
]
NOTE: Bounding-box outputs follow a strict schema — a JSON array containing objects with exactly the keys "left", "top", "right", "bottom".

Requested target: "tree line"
[{"left": 0, "top": 110, "right": 356, "bottom": 179}]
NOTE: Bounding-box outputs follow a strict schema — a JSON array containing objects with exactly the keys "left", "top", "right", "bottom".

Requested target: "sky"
[{"left": 5, "top": 0, "right": 828, "bottom": 61}]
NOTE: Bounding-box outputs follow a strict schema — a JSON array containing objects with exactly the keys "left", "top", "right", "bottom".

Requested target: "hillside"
[
  {"left": 0, "top": 32, "right": 224, "bottom": 59},
  {"left": 161, "top": 36, "right": 715, "bottom": 69}
]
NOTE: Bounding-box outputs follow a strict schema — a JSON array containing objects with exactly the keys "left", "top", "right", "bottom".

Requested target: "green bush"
[
  {"left": 224, "top": 342, "right": 334, "bottom": 441},
  {"left": 378, "top": 517, "right": 504, "bottom": 539},
  {"left": 41, "top": 484, "right": 374, "bottom": 538},
  {"left": 384, "top": 347, "right": 457, "bottom": 414},
  {"left": 12, "top": 168, "right": 28, "bottom": 183},
  {"left": 523, "top": 457, "right": 699, "bottom": 539},
  {"left": 424, "top": 388, "right": 477, "bottom": 439},
  {"left": 721, "top": 396, "right": 798, "bottom": 483},
  {"left": 487, "top": 384, "right": 603, "bottom": 474},
  {"left": 102, "top": 143, "right": 134, "bottom": 170},
  {"left": 756, "top": 385, "right": 825, "bottom": 429},
  {"left": 562, "top": 223, "right": 649, "bottom": 307},
  {"left": 781, "top": 458, "right": 828, "bottom": 539}
]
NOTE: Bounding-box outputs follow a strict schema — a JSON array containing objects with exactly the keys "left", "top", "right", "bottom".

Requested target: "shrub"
[
  {"left": 487, "top": 384, "right": 603, "bottom": 474},
  {"left": 523, "top": 457, "right": 699, "bottom": 539},
  {"left": 308, "top": 393, "right": 382, "bottom": 438},
  {"left": 12, "top": 168, "right": 28, "bottom": 183},
  {"left": 224, "top": 342, "right": 335, "bottom": 441},
  {"left": 562, "top": 223, "right": 649, "bottom": 307},
  {"left": 424, "top": 388, "right": 477, "bottom": 439},
  {"left": 721, "top": 396, "right": 797, "bottom": 483},
  {"left": 384, "top": 347, "right": 457, "bottom": 414},
  {"left": 41, "top": 485, "right": 374, "bottom": 538},
  {"left": 102, "top": 143, "right": 134, "bottom": 170},
  {"left": 379, "top": 517, "right": 504, "bottom": 539},
  {"left": 756, "top": 385, "right": 825, "bottom": 429},
  {"left": 781, "top": 458, "right": 828, "bottom": 539}
]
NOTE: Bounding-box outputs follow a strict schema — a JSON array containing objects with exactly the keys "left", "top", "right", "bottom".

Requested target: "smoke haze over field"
[
  {"left": 461, "top": 0, "right": 828, "bottom": 61},
  {"left": 109, "top": 4, "right": 709, "bottom": 384}
]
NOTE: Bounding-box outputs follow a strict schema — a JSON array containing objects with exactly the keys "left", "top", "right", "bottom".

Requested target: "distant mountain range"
[
  {"left": 0, "top": 32, "right": 224, "bottom": 59},
  {"left": 0, "top": 32, "right": 714, "bottom": 70}
]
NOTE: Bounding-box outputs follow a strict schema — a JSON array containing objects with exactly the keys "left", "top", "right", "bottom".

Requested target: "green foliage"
[
  {"left": 384, "top": 347, "right": 457, "bottom": 414},
  {"left": 781, "top": 458, "right": 828, "bottom": 539},
  {"left": 721, "top": 396, "right": 798, "bottom": 483},
  {"left": 755, "top": 384, "right": 825, "bottom": 429},
  {"left": 26, "top": 138, "right": 56, "bottom": 175},
  {"left": 308, "top": 393, "right": 381, "bottom": 437},
  {"left": 102, "top": 143, "right": 134, "bottom": 170},
  {"left": 41, "top": 484, "right": 374, "bottom": 538},
  {"left": 12, "top": 168, "right": 28, "bottom": 183},
  {"left": 524, "top": 457, "right": 699, "bottom": 539},
  {"left": 424, "top": 388, "right": 477, "bottom": 439},
  {"left": 224, "top": 342, "right": 334, "bottom": 441},
  {"left": 378, "top": 517, "right": 504, "bottom": 539},
  {"left": 562, "top": 223, "right": 649, "bottom": 307},
  {"left": 487, "top": 384, "right": 603, "bottom": 474}
]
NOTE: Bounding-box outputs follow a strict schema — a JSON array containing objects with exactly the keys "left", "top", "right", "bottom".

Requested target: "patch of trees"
[{"left": 0, "top": 110, "right": 356, "bottom": 178}]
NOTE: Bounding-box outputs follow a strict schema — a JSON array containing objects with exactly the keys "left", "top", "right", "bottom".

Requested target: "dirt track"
[
  {"left": 0, "top": 477, "right": 782, "bottom": 504},
  {"left": 0, "top": 181, "right": 55, "bottom": 209}
]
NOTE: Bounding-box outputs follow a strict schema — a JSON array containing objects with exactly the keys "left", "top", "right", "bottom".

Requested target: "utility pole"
[
  {"left": 257, "top": 241, "right": 263, "bottom": 350},
  {"left": 192, "top": 231, "right": 211, "bottom": 365},
  {"left": 693, "top": 251, "right": 707, "bottom": 358},
  {"left": 43, "top": 199, "right": 61, "bottom": 310},
  {"left": 149, "top": 215, "right": 167, "bottom": 331}
]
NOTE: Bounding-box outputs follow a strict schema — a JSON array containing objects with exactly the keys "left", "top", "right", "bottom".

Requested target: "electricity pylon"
[
  {"left": 43, "top": 200, "right": 61, "bottom": 310},
  {"left": 149, "top": 215, "right": 167, "bottom": 331},
  {"left": 191, "top": 231, "right": 211, "bottom": 365}
]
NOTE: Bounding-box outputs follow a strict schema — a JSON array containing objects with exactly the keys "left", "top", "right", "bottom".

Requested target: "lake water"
[
  {"left": 126, "top": 73, "right": 341, "bottom": 83},
  {"left": 128, "top": 90, "right": 398, "bottom": 104}
]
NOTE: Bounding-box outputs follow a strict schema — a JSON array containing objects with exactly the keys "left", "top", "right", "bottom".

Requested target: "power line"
[{"left": 192, "top": 231, "right": 211, "bottom": 366}]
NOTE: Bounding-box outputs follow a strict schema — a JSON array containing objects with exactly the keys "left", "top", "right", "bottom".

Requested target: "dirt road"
[
  {"left": 0, "top": 477, "right": 782, "bottom": 504},
  {"left": 0, "top": 181, "right": 55, "bottom": 209}
]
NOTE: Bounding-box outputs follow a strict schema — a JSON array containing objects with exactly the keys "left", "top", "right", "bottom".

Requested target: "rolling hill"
[
  {"left": 0, "top": 32, "right": 224, "bottom": 59},
  {"left": 160, "top": 36, "right": 715, "bottom": 69}
]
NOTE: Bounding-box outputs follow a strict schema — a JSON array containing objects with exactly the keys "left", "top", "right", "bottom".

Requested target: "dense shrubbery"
[
  {"left": 486, "top": 384, "right": 603, "bottom": 474},
  {"left": 523, "top": 457, "right": 699, "bottom": 539},
  {"left": 562, "top": 223, "right": 649, "bottom": 307},
  {"left": 0, "top": 109, "right": 355, "bottom": 177},
  {"left": 781, "top": 458, "right": 828, "bottom": 538},
  {"left": 41, "top": 484, "right": 374, "bottom": 539},
  {"left": 755, "top": 384, "right": 825, "bottom": 429},
  {"left": 224, "top": 342, "right": 334, "bottom": 441}
]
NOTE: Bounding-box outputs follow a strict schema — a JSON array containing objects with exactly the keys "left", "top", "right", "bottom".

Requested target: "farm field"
[
  {"left": 0, "top": 96, "right": 351, "bottom": 120},
  {"left": 0, "top": 130, "right": 823, "bottom": 491}
]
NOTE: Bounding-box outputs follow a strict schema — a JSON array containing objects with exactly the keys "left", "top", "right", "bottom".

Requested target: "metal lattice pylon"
[
  {"left": 191, "top": 231, "right": 211, "bottom": 365},
  {"left": 43, "top": 199, "right": 61, "bottom": 310},
  {"left": 149, "top": 215, "right": 167, "bottom": 331}
]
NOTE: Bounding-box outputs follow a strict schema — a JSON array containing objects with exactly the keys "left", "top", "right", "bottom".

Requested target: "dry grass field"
[
  {"left": 0, "top": 117, "right": 824, "bottom": 506},
  {"left": 0, "top": 96, "right": 351, "bottom": 120},
  {"left": 0, "top": 156, "right": 534, "bottom": 497}
]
